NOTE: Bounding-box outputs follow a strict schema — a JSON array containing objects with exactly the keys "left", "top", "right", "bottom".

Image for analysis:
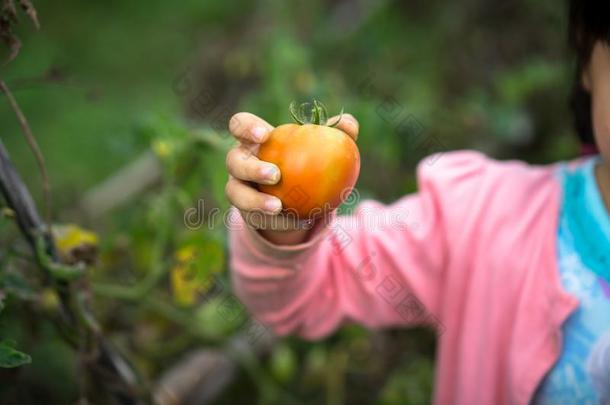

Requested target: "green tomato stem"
[{"left": 289, "top": 99, "right": 344, "bottom": 127}]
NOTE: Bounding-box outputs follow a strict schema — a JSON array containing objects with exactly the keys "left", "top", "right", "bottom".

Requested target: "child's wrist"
[{"left": 258, "top": 228, "right": 311, "bottom": 246}]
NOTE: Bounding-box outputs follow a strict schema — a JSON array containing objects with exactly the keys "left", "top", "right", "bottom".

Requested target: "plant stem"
[{"left": 0, "top": 79, "right": 52, "bottom": 225}]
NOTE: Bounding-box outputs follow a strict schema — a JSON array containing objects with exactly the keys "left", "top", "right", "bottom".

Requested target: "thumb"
[{"left": 328, "top": 113, "right": 359, "bottom": 141}]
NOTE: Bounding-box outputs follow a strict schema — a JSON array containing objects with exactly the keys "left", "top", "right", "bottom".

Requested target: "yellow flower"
[
  {"left": 171, "top": 246, "right": 201, "bottom": 307},
  {"left": 175, "top": 245, "right": 197, "bottom": 262},
  {"left": 171, "top": 242, "right": 224, "bottom": 307},
  {"left": 53, "top": 224, "right": 99, "bottom": 265}
]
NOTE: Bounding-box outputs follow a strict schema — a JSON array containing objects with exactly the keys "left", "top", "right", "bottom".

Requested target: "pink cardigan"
[{"left": 229, "top": 151, "right": 580, "bottom": 404}]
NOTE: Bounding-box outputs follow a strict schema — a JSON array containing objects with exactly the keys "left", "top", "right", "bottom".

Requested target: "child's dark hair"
[{"left": 568, "top": 0, "right": 610, "bottom": 150}]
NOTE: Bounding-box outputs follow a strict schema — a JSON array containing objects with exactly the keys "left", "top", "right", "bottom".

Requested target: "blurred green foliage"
[{"left": 0, "top": 0, "right": 580, "bottom": 403}]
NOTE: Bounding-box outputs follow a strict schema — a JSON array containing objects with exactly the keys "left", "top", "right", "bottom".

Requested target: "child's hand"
[{"left": 226, "top": 112, "right": 359, "bottom": 245}]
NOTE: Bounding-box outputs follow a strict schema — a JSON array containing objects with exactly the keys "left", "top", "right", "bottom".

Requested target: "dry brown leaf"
[
  {"left": 18, "top": 0, "right": 38, "bottom": 29},
  {"left": 0, "top": 0, "right": 38, "bottom": 63}
]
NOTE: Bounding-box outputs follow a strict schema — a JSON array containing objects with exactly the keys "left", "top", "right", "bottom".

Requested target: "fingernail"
[
  {"left": 251, "top": 126, "right": 268, "bottom": 142},
  {"left": 344, "top": 114, "right": 356, "bottom": 126},
  {"left": 264, "top": 197, "right": 282, "bottom": 213},
  {"left": 260, "top": 164, "right": 280, "bottom": 182}
]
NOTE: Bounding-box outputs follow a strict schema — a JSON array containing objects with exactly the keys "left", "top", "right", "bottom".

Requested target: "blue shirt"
[{"left": 535, "top": 157, "right": 610, "bottom": 404}]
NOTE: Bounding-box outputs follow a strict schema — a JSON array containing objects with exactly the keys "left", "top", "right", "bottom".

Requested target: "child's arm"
[{"left": 229, "top": 148, "right": 486, "bottom": 339}]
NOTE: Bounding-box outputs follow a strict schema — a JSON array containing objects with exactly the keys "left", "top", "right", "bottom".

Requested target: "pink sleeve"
[{"left": 229, "top": 151, "right": 487, "bottom": 339}]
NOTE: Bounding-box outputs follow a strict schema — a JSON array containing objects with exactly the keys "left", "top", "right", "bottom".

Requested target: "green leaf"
[
  {"left": 0, "top": 272, "right": 36, "bottom": 300},
  {"left": 270, "top": 343, "right": 297, "bottom": 383},
  {"left": 0, "top": 340, "right": 32, "bottom": 368}
]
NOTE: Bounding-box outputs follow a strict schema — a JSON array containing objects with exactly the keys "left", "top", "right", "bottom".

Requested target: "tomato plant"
[{"left": 257, "top": 100, "right": 360, "bottom": 219}]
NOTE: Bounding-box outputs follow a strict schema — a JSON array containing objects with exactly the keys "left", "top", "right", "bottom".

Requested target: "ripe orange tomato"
[{"left": 257, "top": 101, "right": 360, "bottom": 219}]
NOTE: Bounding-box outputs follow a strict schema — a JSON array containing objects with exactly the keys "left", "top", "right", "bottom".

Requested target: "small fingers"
[
  {"left": 229, "top": 112, "right": 274, "bottom": 144},
  {"left": 226, "top": 146, "right": 281, "bottom": 184},
  {"left": 225, "top": 177, "right": 282, "bottom": 214}
]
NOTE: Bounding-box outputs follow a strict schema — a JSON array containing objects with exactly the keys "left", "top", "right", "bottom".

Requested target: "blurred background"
[{"left": 0, "top": 0, "right": 579, "bottom": 403}]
